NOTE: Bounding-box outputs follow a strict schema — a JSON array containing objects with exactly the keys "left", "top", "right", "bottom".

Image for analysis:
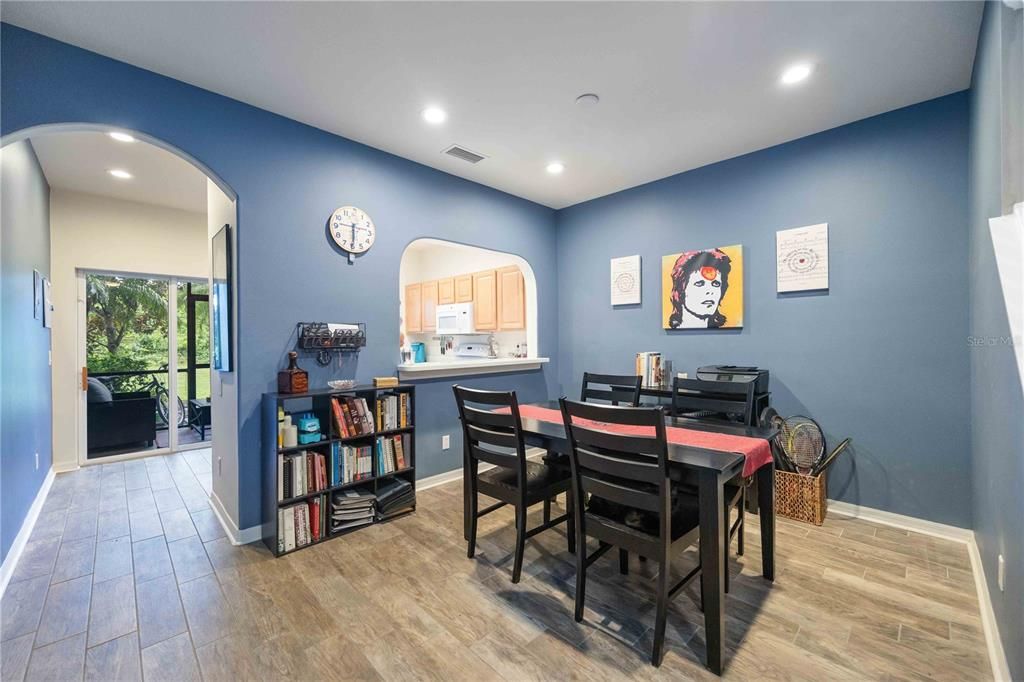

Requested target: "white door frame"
[{"left": 76, "top": 270, "right": 208, "bottom": 466}]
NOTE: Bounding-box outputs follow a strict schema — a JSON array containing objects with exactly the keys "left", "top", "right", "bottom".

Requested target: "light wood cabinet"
[
  {"left": 472, "top": 270, "right": 498, "bottom": 331},
  {"left": 421, "top": 280, "right": 439, "bottom": 332},
  {"left": 437, "top": 277, "right": 455, "bottom": 305},
  {"left": 497, "top": 266, "right": 525, "bottom": 330},
  {"left": 454, "top": 274, "right": 473, "bottom": 303},
  {"left": 404, "top": 283, "right": 422, "bottom": 333}
]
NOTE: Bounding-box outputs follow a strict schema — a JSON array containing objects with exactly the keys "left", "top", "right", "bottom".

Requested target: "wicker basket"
[{"left": 775, "top": 469, "right": 827, "bottom": 525}]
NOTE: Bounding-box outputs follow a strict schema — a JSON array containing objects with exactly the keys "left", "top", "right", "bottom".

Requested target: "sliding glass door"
[
  {"left": 177, "top": 280, "right": 212, "bottom": 446},
  {"left": 81, "top": 272, "right": 211, "bottom": 461}
]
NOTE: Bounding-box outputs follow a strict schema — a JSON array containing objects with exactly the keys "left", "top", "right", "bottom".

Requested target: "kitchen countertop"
[{"left": 397, "top": 357, "right": 549, "bottom": 380}]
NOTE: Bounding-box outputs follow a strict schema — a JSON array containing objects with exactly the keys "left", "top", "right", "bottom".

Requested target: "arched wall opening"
[
  {"left": 398, "top": 238, "right": 540, "bottom": 369},
  {"left": 1, "top": 122, "right": 244, "bottom": 540}
]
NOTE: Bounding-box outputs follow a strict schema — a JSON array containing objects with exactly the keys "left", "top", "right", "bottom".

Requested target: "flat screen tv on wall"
[{"left": 212, "top": 224, "right": 232, "bottom": 372}]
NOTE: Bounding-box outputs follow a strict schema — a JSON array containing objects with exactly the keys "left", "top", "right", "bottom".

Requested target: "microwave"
[{"left": 436, "top": 303, "right": 475, "bottom": 334}]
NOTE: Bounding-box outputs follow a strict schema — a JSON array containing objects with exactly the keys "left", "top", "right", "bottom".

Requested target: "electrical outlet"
[
  {"left": 35, "top": 452, "right": 39, "bottom": 470},
  {"left": 442, "top": 434, "right": 450, "bottom": 450},
  {"left": 217, "top": 457, "right": 222, "bottom": 477},
  {"left": 998, "top": 554, "right": 1006, "bottom": 592}
]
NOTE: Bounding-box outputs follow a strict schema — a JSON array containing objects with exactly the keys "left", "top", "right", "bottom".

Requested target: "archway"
[{"left": 1, "top": 122, "right": 242, "bottom": 539}]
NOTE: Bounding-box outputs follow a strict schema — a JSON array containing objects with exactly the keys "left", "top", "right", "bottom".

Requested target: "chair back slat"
[
  {"left": 470, "top": 442, "right": 520, "bottom": 469},
  {"left": 566, "top": 399, "right": 658, "bottom": 426},
  {"left": 575, "top": 445, "right": 662, "bottom": 484},
  {"left": 462, "top": 404, "right": 516, "bottom": 429},
  {"left": 569, "top": 424, "right": 661, "bottom": 456},
  {"left": 453, "top": 385, "right": 527, "bottom": 483},
  {"left": 671, "top": 377, "right": 756, "bottom": 425},
  {"left": 581, "top": 476, "right": 660, "bottom": 512},
  {"left": 580, "top": 372, "right": 642, "bottom": 407},
  {"left": 466, "top": 422, "right": 519, "bottom": 450}
]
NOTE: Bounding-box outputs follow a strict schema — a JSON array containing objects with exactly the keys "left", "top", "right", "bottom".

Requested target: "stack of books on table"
[
  {"left": 375, "top": 478, "right": 415, "bottom": 519},
  {"left": 330, "top": 487, "right": 376, "bottom": 533},
  {"left": 635, "top": 352, "right": 670, "bottom": 388}
]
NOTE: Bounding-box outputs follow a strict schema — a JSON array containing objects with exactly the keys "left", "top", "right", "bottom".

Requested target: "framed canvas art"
[
  {"left": 211, "top": 224, "right": 233, "bottom": 372},
  {"left": 661, "top": 245, "right": 743, "bottom": 329}
]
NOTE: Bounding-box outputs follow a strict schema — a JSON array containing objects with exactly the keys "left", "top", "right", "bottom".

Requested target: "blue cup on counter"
[{"left": 411, "top": 342, "right": 426, "bottom": 363}]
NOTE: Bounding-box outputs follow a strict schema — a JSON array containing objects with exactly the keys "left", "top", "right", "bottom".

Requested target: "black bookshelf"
[{"left": 262, "top": 384, "right": 416, "bottom": 556}]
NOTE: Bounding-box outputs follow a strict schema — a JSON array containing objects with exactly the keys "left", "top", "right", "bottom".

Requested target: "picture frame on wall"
[
  {"left": 211, "top": 223, "right": 233, "bottom": 372},
  {"left": 33, "top": 269, "right": 43, "bottom": 320},
  {"left": 42, "top": 277, "right": 53, "bottom": 329}
]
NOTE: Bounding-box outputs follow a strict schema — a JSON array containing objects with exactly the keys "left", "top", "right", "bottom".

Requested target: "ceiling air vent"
[{"left": 443, "top": 145, "right": 487, "bottom": 164}]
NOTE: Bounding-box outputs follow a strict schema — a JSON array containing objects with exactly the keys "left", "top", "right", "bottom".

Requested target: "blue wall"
[
  {"left": 1, "top": 140, "right": 53, "bottom": 562},
  {"left": 556, "top": 93, "right": 972, "bottom": 528},
  {"left": 0, "top": 23, "right": 559, "bottom": 530},
  {"left": 969, "top": 2, "right": 1023, "bottom": 678}
]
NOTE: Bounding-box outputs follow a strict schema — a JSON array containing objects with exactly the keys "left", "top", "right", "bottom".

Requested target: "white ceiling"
[
  {"left": 4, "top": 2, "right": 983, "bottom": 209},
  {"left": 31, "top": 131, "right": 207, "bottom": 213}
]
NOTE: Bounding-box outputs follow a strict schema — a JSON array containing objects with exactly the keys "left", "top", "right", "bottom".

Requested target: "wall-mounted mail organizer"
[{"left": 297, "top": 322, "right": 367, "bottom": 365}]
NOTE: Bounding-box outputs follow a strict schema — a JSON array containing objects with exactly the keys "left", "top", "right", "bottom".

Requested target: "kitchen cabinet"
[
  {"left": 497, "top": 265, "right": 525, "bottom": 330},
  {"left": 454, "top": 274, "right": 473, "bottom": 303},
  {"left": 438, "top": 277, "right": 455, "bottom": 305},
  {"left": 405, "top": 283, "right": 422, "bottom": 333},
  {"left": 472, "top": 269, "right": 498, "bottom": 331},
  {"left": 421, "top": 280, "right": 439, "bottom": 332}
]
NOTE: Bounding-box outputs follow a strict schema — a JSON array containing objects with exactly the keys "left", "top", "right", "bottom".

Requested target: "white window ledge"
[{"left": 397, "top": 357, "right": 549, "bottom": 380}]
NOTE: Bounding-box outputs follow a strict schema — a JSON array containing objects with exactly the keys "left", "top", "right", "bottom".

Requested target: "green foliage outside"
[{"left": 86, "top": 274, "right": 211, "bottom": 403}]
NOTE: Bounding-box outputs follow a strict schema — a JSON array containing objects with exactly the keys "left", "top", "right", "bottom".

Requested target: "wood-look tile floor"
[{"left": 2, "top": 452, "right": 991, "bottom": 681}]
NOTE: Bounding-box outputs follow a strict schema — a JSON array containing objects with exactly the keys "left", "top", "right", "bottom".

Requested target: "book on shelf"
[
  {"left": 278, "top": 493, "right": 328, "bottom": 553},
  {"left": 375, "top": 477, "right": 415, "bottom": 519},
  {"left": 375, "top": 433, "right": 411, "bottom": 474},
  {"left": 330, "top": 487, "right": 375, "bottom": 533},
  {"left": 331, "top": 396, "right": 375, "bottom": 437},
  {"left": 374, "top": 393, "right": 411, "bottom": 432},
  {"left": 278, "top": 450, "right": 328, "bottom": 501},
  {"left": 330, "top": 442, "right": 373, "bottom": 485}
]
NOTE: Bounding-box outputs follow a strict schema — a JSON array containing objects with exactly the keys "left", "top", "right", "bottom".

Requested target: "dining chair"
[
  {"left": 453, "top": 385, "right": 575, "bottom": 583},
  {"left": 559, "top": 398, "right": 702, "bottom": 667},
  {"left": 580, "top": 372, "right": 643, "bottom": 406},
  {"left": 671, "top": 376, "right": 754, "bottom": 592}
]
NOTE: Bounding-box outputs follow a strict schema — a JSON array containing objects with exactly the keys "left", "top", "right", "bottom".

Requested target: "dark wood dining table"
[{"left": 484, "top": 400, "right": 778, "bottom": 675}]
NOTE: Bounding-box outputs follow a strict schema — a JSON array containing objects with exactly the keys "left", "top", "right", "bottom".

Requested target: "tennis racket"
[
  {"left": 811, "top": 437, "right": 852, "bottom": 476},
  {"left": 760, "top": 407, "right": 797, "bottom": 472},
  {"left": 778, "top": 415, "right": 825, "bottom": 474}
]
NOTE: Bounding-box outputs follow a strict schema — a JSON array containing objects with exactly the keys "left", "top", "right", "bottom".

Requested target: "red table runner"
[{"left": 514, "top": 404, "right": 772, "bottom": 477}]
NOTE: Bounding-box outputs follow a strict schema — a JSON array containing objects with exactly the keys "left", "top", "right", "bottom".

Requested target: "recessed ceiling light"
[
  {"left": 575, "top": 93, "right": 600, "bottom": 107},
  {"left": 108, "top": 169, "right": 133, "bottom": 179},
  {"left": 546, "top": 162, "right": 564, "bottom": 175},
  {"left": 780, "top": 62, "right": 814, "bottom": 85},
  {"left": 108, "top": 131, "right": 135, "bottom": 143},
  {"left": 422, "top": 107, "right": 447, "bottom": 124}
]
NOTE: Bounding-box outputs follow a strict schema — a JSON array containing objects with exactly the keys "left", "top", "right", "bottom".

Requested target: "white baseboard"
[
  {"left": 828, "top": 499, "right": 1010, "bottom": 681},
  {"left": 0, "top": 468, "right": 55, "bottom": 598},
  {"left": 52, "top": 461, "right": 79, "bottom": 474},
  {"left": 209, "top": 491, "right": 262, "bottom": 546},
  {"left": 827, "top": 500, "right": 973, "bottom": 543},
  {"left": 417, "top": 467, "right": 465, "bottom": 491},
  {"left": 966, "top": 536, "right": 1012, "bottom": 682}
]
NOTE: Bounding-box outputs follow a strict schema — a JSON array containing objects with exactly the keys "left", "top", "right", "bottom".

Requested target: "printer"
[{"left": 696, "top": 365, "right": 770, "bottom": 394}]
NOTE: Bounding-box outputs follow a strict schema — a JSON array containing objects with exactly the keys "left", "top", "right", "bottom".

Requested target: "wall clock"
[{"left": 330, "top": 206, "right": 376, "bottom": 263}]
